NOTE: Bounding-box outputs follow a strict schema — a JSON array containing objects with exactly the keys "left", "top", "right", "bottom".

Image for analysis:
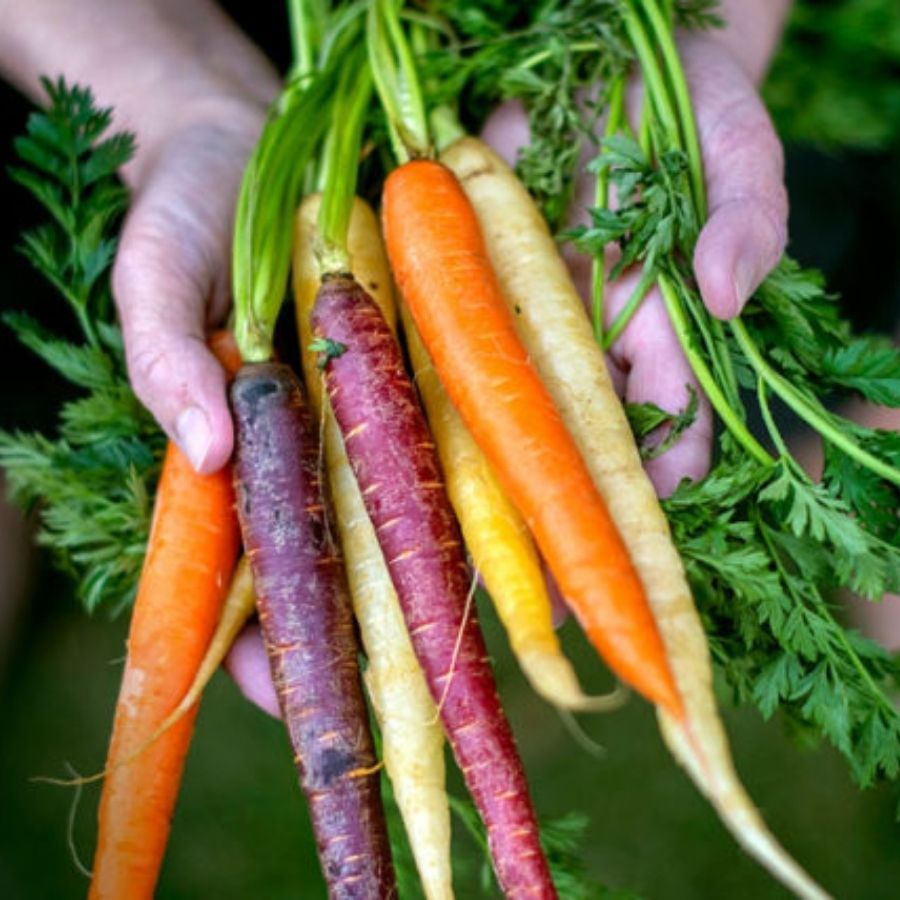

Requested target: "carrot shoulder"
[{"left": 382, "top": 159, "right": 681, "bottom": 718}]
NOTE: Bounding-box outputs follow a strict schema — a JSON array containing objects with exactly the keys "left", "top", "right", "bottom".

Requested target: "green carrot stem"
[
  {"left": 387, "top": 3, "right": 427, "bottom": 148},
  {"left": 731, "top": 320, "right": 900, "bottom": 486},
  {"left": 638, "top": 89, "right": 653, "bottom": 158},
  {"left": 624, "top": 0, "right": 749, "bottom": 424},
  {"left": 367, "top": 0, "right": 430, "bottom": 161},
  {"left": 288, "top": 0, "right": 316, "bottom": 80},
  {"left": 622, "top": 1, "right": 682, "bottom": 154},
  {"left": 412, "top": 21, "right": 465, "bottom": 151},
  {"left": 233, "top": 71, "right": 335, "bottom": 362},
  {"left": 755, "top": 377, "right": 790, "bottom": 462},
  {"left": 592, "top": 76, "right": 625, "bottom": 344},
  {"left": 75, "top": 302, "right": 99, "bottom": 349},
  {"left": 642, "top": 0, "right": 707, "bottom": 216},
  {"left": 431, "top": 105, "right": 465, "bottom": 151},
  {"left": 659, "top": 274, "right": 772, "bottom": 466},
  {"left": 516, "top": 41, "right": 611, "bottom": 71},
  {"left": 317, "top": 58, "right": 372, "bottom": 274},
  {"left": 603, "top": 263, "right": 654, "bottom": 349},
  {"left": 632, "top": 8, "right": 745, "bottom": 414},
  {"left": 671, "top": 269, "right": 742, "bottom": 411}
]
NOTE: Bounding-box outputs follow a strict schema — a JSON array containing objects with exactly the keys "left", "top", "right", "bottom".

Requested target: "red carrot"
[
  {"left": 231, "top": 360, "right": 395, "bottom": 899},
  {"left": 381, "top": 160, "right": 683, "bottom": 718},
  {"left": 90, "top": 332, "right": 241, "bottom": 900},
  {"left": 312, "top": 275, "right": 556, "bottom": 899}
]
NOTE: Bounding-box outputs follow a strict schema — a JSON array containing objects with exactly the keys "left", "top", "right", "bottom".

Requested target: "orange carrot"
[
  {"left": 382, "top": 160, "right": 682, "bottom": 718},
  {"left": 90, "top": 334, "right": 242, "bottom": 900}
]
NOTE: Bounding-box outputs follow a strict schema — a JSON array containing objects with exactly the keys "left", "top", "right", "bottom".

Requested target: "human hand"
[
  {"left": 1, "top": 0, "right": 280, "bottom": 473},
  {"left": 482, "top": 11, "right": 789, "bottom": 498},
  {"left": 113, "top": 99, "right": 271, "bottom": 472},
  {"left": 0, "top": 0, "right": 284, "bottom": 707}
]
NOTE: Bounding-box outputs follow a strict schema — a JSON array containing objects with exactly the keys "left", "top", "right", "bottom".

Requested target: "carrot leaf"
[
  {"left": 0, "top": 78, "right": 163, "bottom": 614},
  {"left": 309, "top": 336, "right": 348, "bottom": 369},
  {"left": 625, "top": 385, "right": 698, "bottom": 460},
  {"left": 231, "top": 75, "right": 334, "bottom": 362}
]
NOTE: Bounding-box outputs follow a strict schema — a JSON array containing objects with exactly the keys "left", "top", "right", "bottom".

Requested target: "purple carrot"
[
  {"left": 231, "top": 361, "right": 395, "bottom": 900},
  {"left": 312, "top": 276, "right": 556, "bottom": 899}
]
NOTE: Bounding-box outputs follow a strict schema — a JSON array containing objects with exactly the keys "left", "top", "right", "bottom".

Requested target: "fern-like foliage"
[{"left": 0, "top": 77, "right": 164, "bottom": 614}]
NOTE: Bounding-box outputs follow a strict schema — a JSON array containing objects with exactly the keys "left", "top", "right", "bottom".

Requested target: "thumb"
[
  {"left": 113, "top": 133, "right": 240, "bottom": 473},
  {"left": 686, "top": 39, "right": 789, "bottom": 319}
]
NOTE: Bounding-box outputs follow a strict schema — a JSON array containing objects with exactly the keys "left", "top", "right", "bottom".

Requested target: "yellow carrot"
[
  {"left": 293, "top": 194, "right": 453, "bottom": 900},
  {"left": 402, "top": 311, "right": 622, "bottom": 712},
  {"left": 441, "top": 135, "right": 827, "bottom": 900}
]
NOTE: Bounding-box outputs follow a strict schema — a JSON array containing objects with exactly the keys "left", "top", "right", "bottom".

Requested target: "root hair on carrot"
[
  {"left": 557, "top": 711, "right": 607, "bottom": 760},
  {"left": 430, "top": 564, "right": 480, "bottom": 724},
  {"left": 64, "top": 762, "right": 91, "bottom": 879}
]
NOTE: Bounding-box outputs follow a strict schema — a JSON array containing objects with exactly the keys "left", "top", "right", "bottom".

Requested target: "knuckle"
[
  {"left": 703, "top": 94, "right": 776, "bottom": 163},
  {"left": 112, "top": 211, "right": 212, "bottom": 322},
  {"left": 703, "top": 99, "right": 787, "bottom": 209},
  {"left": 761, "top": 187, "right": 789, "bottom": 258},
  {"left": 126, "top": 340, "right": 172, "bottom": 402}
]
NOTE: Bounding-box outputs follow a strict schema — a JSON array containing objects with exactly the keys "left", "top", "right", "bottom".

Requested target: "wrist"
[{"left": 0, "top": 0, "right": 279, "bottom": 187}]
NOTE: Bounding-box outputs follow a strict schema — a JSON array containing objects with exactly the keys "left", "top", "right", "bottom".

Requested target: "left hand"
[{"left": 482, "top": 13, "right": 790, "bottom": 498}]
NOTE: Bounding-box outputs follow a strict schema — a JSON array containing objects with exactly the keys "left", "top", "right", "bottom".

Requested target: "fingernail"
[{"left": 176, "top": 406, "right": 212, "bottom": 471}]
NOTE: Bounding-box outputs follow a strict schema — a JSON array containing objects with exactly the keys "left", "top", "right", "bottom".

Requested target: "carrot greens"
[
  {"left": 624, "top": 387, "right": 698, "bottom": 461},
  {"left": 232, "top": 65, "right": 338, "bottom": 362},
  {"left": 0, "top": 78, "right": 162, "bottom": 614}
]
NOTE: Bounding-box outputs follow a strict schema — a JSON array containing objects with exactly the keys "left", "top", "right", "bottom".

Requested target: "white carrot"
[{"left": 441, "top": 135, "right": 828, "bottom": 900}]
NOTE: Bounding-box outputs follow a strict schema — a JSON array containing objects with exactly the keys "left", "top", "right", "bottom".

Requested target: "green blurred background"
[{"left": 1, "top": 1, "right": 899, "bottom": 897}]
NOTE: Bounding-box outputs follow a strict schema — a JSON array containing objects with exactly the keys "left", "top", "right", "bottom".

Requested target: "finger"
[
  {"left": 113, "top": 127, "right": 245, "bottom": 473},
  {"left": 684, "top": 38, "right": 788, "bottom": 319},
  {"left": 224, "top": 622, "right": 281, "bottom": 718},
  {"left": 480, "top": 99, "right": 530, "bottom": 167},
  {"left": 606, "top": 273, "right": 714, "bottom": 497}
]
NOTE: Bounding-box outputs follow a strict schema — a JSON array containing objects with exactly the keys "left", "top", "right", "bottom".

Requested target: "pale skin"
[{"left": 6, "top": 0, "right": 851, "bottom": 715}]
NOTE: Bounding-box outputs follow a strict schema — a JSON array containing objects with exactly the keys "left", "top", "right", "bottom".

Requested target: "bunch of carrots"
[{"left": 65, "top": 2, "right": 837, "bottom": 899}]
